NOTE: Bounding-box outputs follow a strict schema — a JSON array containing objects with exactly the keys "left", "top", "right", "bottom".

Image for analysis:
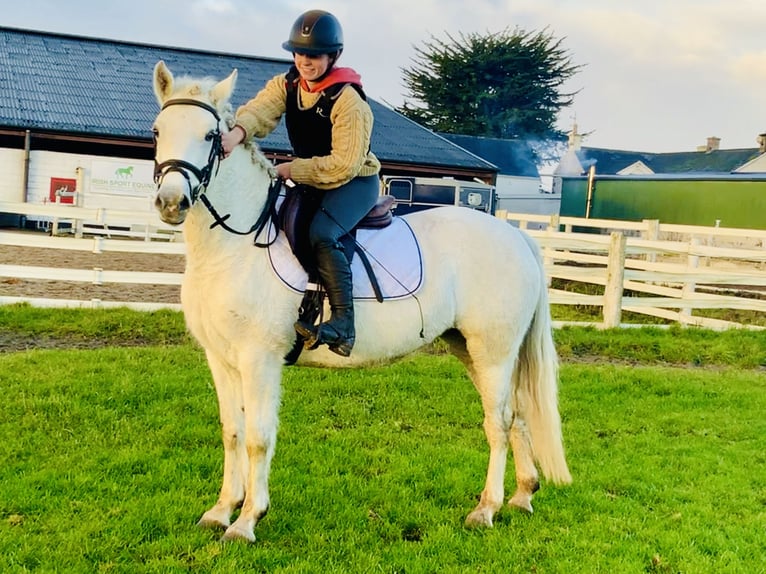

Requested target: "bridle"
[
  {"left": 153, "top": 98, "right": 224, "bottom": 205},
  {"left": 152, "top": 97, "right": 281, "bottom": 244}
]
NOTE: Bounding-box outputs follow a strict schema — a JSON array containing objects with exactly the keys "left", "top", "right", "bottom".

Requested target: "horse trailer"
[{"left": 382, "top": 175, "right": 496, "bottom": 216}]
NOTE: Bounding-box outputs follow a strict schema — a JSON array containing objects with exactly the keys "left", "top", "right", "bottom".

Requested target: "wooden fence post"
[
  {"left": 680, "top": 236, "right": 700, "bottom": 322},
  {"left": 603, "top": 231, "right": 626, "bottom": 328},
  {"left": 643, "top": 219, "right": 659, "bottom": 263},
  {"left": 541, "top": 215, "right": 560, "bottom": 288},
  {"left": 75, "top": 166, "right": 85, "bottom": 239}
]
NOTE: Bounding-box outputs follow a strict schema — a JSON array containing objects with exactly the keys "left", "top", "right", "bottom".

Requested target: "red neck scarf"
[{"left": 299, "top": 67, "right": 363, "bottom": 93}]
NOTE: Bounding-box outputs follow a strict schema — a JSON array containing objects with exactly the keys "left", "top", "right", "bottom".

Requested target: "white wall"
[
  {"left": 494, "top": 174, "right": 540, "bottom": 199},
  {"left": 24, "top": 150, "right": 156, "bottom": 213},
  {"left": 734, "top": 152, "right": 766, "bottom": 173},
  {"left": 0, "top": 149, "right": 26, "bottom": 202},
  {"left": 0, "top": 148, "right": 157, "bottom": 225},
  {"left": 494, "top": 173, "right": 559, "bottom": 224}
]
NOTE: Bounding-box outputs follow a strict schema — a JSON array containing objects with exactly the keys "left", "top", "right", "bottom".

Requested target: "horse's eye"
[
  {"left": 152, "top": 127, "right": 159, "bottom": 139},
  {"left": 204, "top": 131, "right": 216, "bottom": 142}
]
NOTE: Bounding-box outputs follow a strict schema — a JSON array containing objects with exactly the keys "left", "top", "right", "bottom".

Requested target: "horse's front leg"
[
  {"left": 198, "top": 351, "right": 248, "bottom": 530},
  {"left": 222, "top": 352, "right": 282, "bottom": 543}
]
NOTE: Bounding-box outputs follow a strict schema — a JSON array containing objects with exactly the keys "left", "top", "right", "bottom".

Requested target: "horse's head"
[{"left": 152, "top": 61, "right": 238, "bottom": 225}]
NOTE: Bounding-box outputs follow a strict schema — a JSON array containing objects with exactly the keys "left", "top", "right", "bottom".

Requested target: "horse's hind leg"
[
  {"left": 443, "top": 331, "right": 508, "bottom": 527},
  {"left": 198, "top": 352, "right": 247, "bottom": 531},
  {"left": 463, "top": 359, "right": 515, "bottom": 529},
  {"left": 464, "top": 366, "right": 513, "bottom": 527},
  {"left": 507, "top": 417, "right": 539, "bottom": 513}
]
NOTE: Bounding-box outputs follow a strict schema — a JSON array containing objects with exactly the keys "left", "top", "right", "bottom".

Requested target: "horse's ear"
[
  {"left": 153, "top": 60, "right": 174, "bottom": 106},
  {"left": 211, "top": 69, "right": 237, "bottom": 106}
]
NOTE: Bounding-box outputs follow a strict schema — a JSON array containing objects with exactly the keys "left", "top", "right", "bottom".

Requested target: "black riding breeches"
[{"left": 308, "top": 174, "right": 380, "bottom": 248}]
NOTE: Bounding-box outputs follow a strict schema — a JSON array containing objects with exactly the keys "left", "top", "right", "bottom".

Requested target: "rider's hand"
[
  {"left": 276, "top": 162, "right": 292, "bottom": 181},
  {"left": 222, "top": 126, "right": 245, "bottom": 157}
]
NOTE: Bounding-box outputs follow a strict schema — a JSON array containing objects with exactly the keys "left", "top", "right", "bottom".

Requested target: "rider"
[{"left": 221, "top": 9, "right": 381, "bottom": 357}]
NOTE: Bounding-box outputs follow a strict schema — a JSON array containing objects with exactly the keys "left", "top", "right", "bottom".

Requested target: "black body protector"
[{"left": 284, "top": 65, "right": 366, "bottom": 158}]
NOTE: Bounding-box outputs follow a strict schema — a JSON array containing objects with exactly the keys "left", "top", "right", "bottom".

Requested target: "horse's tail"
[{"left": 513, "top": 232, "right": 572, "bottom": 485}]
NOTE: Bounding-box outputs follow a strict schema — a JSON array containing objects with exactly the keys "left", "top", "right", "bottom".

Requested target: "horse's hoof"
[
  {"left": 197, "top": 516, "right": 228, "bottom": 531},
  {"left": 197, "top": 508, "right": 231, "bottom": 530},
  {"left": 220, "top": 524, "right": 256, "bottom": 544},
  {"left": 464, "top": 508, "right": 494, "bottom": 528},
  {"left": 508, "top": 494, "right": 534, "bottom": 514}
]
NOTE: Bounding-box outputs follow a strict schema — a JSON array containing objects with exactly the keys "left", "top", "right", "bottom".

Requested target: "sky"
[{"left": 4, "top": 0, "right": 766, "bottom": 153}]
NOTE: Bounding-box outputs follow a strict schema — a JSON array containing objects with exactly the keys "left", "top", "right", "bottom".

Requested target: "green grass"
[
  {"left": 0, "top": 304, "right": 190, "bottom": 348},
  {"left": 2, "top": 304, "right": 765, "bottom": 368},
  {"left": 1, "top": 308, "right": 765, "bottom": 572},
  {"left": 555, "top": 324, "right": 766, "bottom": 369}
]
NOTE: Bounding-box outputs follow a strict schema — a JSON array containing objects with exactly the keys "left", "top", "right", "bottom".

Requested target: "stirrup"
[
  {"left": 316, "top": 323, "right": 354, "bottom": 357},
  {"left": 298, "top": 321, "right": 354, "bottom": 356},
  {"left": 294, "top": 320, "right": 321, "bottom": 350}
]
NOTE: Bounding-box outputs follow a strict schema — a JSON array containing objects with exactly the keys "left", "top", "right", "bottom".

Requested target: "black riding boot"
[{"left": 294, "top": 241, "right": 355, "bottom": 357}]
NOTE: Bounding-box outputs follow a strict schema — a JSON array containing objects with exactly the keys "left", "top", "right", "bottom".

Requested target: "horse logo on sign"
[{"left": 114, "top": 166, "right": 134, "bottom": 178}]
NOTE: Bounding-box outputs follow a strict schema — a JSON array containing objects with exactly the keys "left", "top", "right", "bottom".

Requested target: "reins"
[
  {"left": 198, "top": 178, "right": 283, "bottom": 247},
  {"left": 153, "top": 97, "right": 282, "bottom": 246}
]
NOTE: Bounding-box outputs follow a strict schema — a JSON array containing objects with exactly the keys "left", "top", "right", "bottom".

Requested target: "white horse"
[{"left": 151, "top": 60, "right": 571, "bottom": 543}]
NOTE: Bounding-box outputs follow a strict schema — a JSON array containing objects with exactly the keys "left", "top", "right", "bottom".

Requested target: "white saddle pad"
[{"left": 266, "top": 217, "right": 423, "bottom": 300}]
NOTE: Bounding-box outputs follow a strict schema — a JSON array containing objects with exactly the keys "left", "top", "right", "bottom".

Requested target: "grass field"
[{"left": 1, "top": 307, "right": 765, "bottom": 573}]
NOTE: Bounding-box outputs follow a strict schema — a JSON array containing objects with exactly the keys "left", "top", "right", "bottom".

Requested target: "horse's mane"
[
  {"left": 170, "top": 75, "right": 277, "bottom": 178},
  {"left": 170, "top": 75, "right": 234, "bottom": 119}
]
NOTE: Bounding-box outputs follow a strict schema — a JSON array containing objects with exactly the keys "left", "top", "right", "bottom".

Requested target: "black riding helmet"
[{"left": 282, "top": 10, "right": 344, "bottom": 56}]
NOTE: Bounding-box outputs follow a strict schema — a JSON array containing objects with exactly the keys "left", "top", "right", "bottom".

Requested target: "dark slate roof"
[
  {"left": 438, "top": 133, "right": 540, "bottom": 178},
  {"left": 0, "top": 27, "right": 495, "bottom": 172},
  {"left": 576, "top": 146, "right": 760, "bottom": 175}
]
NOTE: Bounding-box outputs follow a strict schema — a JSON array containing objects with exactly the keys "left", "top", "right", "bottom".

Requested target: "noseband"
[{"left": 153, "top": 98, "right": 224, "bottom": 204}]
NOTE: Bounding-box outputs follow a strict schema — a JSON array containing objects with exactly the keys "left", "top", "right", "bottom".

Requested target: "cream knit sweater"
[{"left": 234, "top": 73, "right": 381, "bottom": 190}]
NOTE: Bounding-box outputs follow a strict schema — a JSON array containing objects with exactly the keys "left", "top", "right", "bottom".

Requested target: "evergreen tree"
[{"left": 397, "top": 27, "right": 582, "bottom": 142}]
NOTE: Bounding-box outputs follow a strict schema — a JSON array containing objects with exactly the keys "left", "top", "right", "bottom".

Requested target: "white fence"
[
  {"left": 0, "top": 200, "right": 184, "bottom": 311},
  {"left": 0, "top": 199, "right": 183, "bottom": 242},
  {"left": 1, "top": 201, "right": 765, "bottom": 329},
  {"left": 498, "top": 210, "right": 766, "bottom": 330}
]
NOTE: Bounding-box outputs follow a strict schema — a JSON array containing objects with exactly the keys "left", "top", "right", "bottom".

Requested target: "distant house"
[
  {"left": 554, "top": 124, "right": 766, "bottom": 183},
  {"left": 553, "top": 125, "right": 766, "bottom": 229},
  {"left": 734, "top": 136, "right": 766, "bottom": 173},
  {"left": 439, "top": 133, "right": 560, "bottom": 219}
]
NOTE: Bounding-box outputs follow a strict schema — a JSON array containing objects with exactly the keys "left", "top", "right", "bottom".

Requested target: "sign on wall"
[
  {"left": 49, "top": 177, "right": 76, "bottom": 204},
  {"left": 90, "top": 159, "right": 155, "bottom": 197}
]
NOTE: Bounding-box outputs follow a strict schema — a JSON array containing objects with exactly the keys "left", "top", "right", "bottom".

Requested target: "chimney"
[
  {"left": 758, "top": 133, "right": 766, "bottom": 154},
  {"left": 568, "top": 121, "right": 582, "bottom": 151},
  {"left": 696, "top": 136, "right": 720, "bottom": 153}
]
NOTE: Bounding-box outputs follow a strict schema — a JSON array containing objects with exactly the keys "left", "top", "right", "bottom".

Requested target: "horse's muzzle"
[{"left": 155, "top": 191, "right": 191, "bottom": 225}]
